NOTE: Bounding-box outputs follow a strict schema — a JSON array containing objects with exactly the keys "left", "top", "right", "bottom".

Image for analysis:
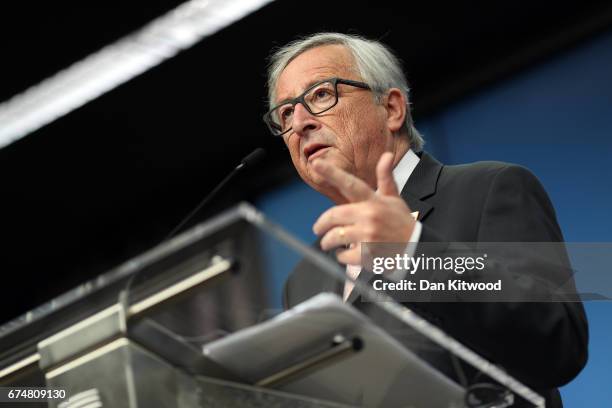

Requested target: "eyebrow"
[{"left": 275, "top": 77, "right": 335, "bottom": 106}]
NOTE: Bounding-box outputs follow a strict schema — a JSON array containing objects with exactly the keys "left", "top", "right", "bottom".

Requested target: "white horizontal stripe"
[{"left": 0, "top": 0, "right": 274, "bottom": 149}]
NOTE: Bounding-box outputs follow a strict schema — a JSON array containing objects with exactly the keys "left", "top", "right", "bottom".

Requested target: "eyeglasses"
[{"left": 263, "top": 77, "right": 371, "bottom": 136}]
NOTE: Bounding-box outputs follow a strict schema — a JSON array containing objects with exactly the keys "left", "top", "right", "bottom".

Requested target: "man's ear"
[{"left": 384, "top": 88, "right": 407, "bottom": 133}]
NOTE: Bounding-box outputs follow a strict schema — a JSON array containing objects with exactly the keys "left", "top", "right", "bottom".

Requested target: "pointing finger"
[
  {"left": 376, "top": 152, "right": 399, "bottom": 196},
  {"left": 312, "top": 159, "right": 374, "bottom": 202}
]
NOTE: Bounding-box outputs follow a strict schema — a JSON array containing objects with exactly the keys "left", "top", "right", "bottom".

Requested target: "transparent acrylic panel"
[
  {"left": 120, "top": 204, "right": 539, "bottom": 408},
  {"left": 0, "top": 203, "right": 551, "bottom": 407}
]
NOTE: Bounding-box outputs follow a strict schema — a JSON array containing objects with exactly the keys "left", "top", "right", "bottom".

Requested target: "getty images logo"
[{"left": 58, "top": 388, "right": 102, "bottom": 408}]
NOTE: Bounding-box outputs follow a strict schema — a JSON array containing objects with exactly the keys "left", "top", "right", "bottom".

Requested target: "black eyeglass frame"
[{"left": 263, "top": 77, "right": 372, "bottom": 136}]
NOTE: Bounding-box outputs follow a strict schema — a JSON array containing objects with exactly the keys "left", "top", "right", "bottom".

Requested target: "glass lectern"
[{"left": 0, "top": 204, "right": 544, "bottom": 408}]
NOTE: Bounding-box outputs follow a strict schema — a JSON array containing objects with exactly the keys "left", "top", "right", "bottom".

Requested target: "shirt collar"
[{"left": 392, "top": 149, "right": 420, "bottom": 192}]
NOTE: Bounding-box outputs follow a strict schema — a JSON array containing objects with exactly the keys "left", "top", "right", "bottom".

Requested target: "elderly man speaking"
[{"left": 263, "top": 33, "right": 587, "bottom": 408}]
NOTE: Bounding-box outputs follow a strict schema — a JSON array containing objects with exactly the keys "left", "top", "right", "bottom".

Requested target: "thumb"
[{"left": 376, "top": 152, "right": 399, "bottom": 196}]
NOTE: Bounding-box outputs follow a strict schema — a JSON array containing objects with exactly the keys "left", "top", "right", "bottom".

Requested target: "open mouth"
[{"left": 304, "top": 144, "right": 330, "bottom": 161}]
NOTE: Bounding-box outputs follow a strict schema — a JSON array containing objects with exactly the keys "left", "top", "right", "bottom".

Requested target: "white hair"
[{"left": 266, "top": 32, "right": 424, "bottom": 151}]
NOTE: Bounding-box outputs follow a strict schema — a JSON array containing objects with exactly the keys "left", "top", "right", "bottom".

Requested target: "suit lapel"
[
  {"left": 400, "top": 152, "right": 443, "bottom": 223},
  {"left": 402, "top": 191, "right": 433, "bottom": 222}
]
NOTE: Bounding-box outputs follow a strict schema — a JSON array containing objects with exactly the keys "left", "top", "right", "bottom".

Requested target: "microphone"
[
  {"left": 237, "top": 147, "right": 266, "bottom": 170},
  {"left": 163, "top": 148, "right": 266, "bottom": 241}
]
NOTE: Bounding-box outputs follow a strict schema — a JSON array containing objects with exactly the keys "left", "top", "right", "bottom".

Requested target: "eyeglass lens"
[{"left": 272, "top": 81, "right": 337, "bottom": 133}]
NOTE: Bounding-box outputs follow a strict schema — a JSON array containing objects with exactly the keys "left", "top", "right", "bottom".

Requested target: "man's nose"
[{"left": 291, "top": 102, "right": 320, "bottom": 136}]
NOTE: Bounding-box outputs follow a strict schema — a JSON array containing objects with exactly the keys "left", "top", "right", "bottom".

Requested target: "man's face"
[{"left": 275, "top": 45, "right": 395, "bottom": 202}]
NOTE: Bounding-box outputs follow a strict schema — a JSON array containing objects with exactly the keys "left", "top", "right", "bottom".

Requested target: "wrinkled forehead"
[{"left": 274, "top": 44, "right": 360, "bottom": 104}]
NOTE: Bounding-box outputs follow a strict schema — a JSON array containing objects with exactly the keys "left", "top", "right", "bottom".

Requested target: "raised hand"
[{"left": 312, "top": 152, "right": 416, "bottom": 265}]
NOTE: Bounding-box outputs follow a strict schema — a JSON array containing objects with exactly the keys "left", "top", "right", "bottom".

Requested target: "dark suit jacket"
[{"left": 284, "top": 152, "right": 588, "bottom": 408}]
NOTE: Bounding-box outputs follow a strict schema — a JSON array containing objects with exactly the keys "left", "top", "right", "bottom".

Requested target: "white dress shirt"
[{"left": 343, "top": 149, "right": 423, "bottom": 301}]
